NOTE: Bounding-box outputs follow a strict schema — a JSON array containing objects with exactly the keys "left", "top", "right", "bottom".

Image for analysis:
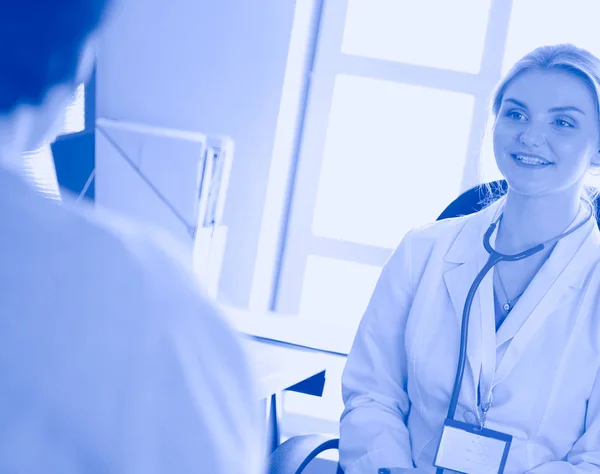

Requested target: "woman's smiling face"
[{"left": 493, "top": 67, "right": 600, "bottom": 197}]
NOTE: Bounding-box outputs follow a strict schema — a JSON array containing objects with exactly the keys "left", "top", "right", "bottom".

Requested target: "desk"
[
  {"left": 243, "top": 335, "right": 329, "bottom": 454},
  {"left": 224, "top": 304, "right": 353, "bottom": 356}
]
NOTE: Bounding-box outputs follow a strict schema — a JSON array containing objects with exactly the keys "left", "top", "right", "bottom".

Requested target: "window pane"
[
  {"left": 311, "top": 74, "right": 474, "bottom": 249},
  {"left": 503, "top": 0, "right": 600, "bottom": 74},
  {"left": 298, "top": 255, "right": 382, "bottom": 329},
  {"left": 62, "top": 83, "right": 86, "bottom": 135},
  {"left": 342, "top": 0, "right": 492, "bottom": 73}
]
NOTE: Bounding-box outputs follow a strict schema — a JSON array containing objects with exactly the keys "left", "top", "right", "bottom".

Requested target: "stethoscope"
[{"left": 435, "top": 197, "right": 594, "bottom": 474}]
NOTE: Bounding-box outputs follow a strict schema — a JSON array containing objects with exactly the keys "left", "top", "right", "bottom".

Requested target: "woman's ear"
[
  {"left": 592, "top": 148, "right": 600, "bottom": 168},
  {"left": 589, "top": 149, "right": 600, "bottom": 177}
]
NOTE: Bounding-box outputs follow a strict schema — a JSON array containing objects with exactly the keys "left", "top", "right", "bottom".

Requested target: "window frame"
[{"left": 83, "top": 66, "right": 97, "bottom": 134}]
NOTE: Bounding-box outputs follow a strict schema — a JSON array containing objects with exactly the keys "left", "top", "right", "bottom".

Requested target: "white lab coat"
[
  {"left": 340, "top": 196, "right": 600, "bottom": 474},
  {"left": 0, "top": 166, "right": 265, "bottom": 473}
]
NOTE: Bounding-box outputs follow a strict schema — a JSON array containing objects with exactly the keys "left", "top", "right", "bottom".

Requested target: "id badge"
[{"left": 433, "top": 418, "right": 512, "bottom": 474}]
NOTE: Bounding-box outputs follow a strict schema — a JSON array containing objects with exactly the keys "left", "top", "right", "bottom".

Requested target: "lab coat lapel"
[
  {"left": 494, "top": 208, "right": 600, "bottom": 384},
  {"left": 442, "top": 199, "right": 504, "bottom": 399},
  {"left": 442, "top": 258, "right": 483, "bottom": 397}
]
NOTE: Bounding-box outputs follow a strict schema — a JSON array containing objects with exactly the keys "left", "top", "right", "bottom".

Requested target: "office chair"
[{"left": 268, "top": 179, "right": 600, "bottom": 474}]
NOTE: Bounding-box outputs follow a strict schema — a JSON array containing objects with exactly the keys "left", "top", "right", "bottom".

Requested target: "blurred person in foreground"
[{"left": 0, "top": 1, "right": 264, "bottom": 472}]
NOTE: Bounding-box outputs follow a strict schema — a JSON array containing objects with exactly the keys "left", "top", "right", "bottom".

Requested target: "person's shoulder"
[
  {"left": 58, "top": 193, "right": 190, "bottom": 269},
  {"left": 48, "top": 194, "right": 223, "bottom": 336},
  {"left": 60, "top": 195, "right": 219, "bottom": 316},
  {"left": 58, "top": 197, "right": 265, "bottom": 470},
  {"left": 78, "top": 196, "right": 255, "bottom": 359}
]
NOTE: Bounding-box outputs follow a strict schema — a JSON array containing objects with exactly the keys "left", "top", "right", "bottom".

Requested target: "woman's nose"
[{"left": 518, "top": 124, "right": 546, "bottom": 148}]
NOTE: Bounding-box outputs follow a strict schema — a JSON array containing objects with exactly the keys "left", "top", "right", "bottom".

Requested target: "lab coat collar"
[
  {"left": 442, "top": 197, "right": 505, "bottom": 265},
  {"left": 442, "top": 197, "right": 600, "bottom": 397}
]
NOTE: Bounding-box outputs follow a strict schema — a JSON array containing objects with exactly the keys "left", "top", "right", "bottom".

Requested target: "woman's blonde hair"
[{"left": 479, "top": 43, "right": 600, "bottom": 213}]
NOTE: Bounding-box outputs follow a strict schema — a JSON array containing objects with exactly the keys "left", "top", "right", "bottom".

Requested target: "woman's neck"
[{"left": 495, "top": 188, "right": 584, "bottom": 254}]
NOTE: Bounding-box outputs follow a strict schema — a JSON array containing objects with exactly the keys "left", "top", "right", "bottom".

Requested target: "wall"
[{"left": 96, "top": 0, "right": 297, "bottom": 306}]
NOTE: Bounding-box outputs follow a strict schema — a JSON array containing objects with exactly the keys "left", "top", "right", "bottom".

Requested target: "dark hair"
[
  {"left": 479, "top": 43, "right": 600, "bottom": 211},
  {"left": 0, "top": 0, "right": 113, "bottom": 114}
]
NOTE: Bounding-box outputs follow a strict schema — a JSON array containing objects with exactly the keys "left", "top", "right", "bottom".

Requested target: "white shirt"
[
  {"left": 340, "top": 197, "right": 600, "bottom": 474},
  {"left": 0, "top": 166, "right": 265, "bottom": 473}
]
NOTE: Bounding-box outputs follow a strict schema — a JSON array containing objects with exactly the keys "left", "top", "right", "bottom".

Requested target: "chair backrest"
[
  {"left": 436, "top": 180, "right": 506, "bottom": 221},
  {"left": 436, "top": 179, "right": 600, "bottom": 227}
]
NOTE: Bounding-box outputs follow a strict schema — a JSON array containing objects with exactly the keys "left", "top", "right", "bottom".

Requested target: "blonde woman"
[{"left": 340, "top": 44, "right": 600, "bottom": 474}]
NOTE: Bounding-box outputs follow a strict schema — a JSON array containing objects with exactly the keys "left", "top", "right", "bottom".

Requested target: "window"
[
  {"left": 312, "top": 74, "right": 473, "bottom": 249},
  {"left": 22, "top": 83, "right": 87, "bottom": 199},
  {"left": 271, "top": 0, "right": 502, "bottom": 328}
]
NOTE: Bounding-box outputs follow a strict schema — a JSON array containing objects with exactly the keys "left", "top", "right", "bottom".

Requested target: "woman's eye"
[
  {"left": 555, "top": 119, "right": 574, "bottom": 128},
  {"left": 506, "top": 110, "right": 525, "bottom": 121}
]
